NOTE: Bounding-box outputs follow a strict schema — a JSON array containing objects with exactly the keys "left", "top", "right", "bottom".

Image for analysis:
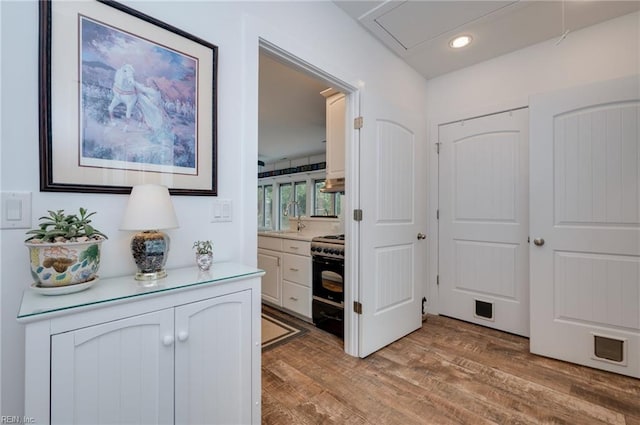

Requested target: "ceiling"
[
  {"left": 258, "top": 1, "right": 639, "bottom": 164},
  {"left": 258, "top": 53, "right": 331, "bottom": 164},
  {"left": 334, "top": 0, "right": 639, "bottom": 80}
]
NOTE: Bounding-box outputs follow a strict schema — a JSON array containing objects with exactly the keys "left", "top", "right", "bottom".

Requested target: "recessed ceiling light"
[{"left": 449, "top": 35, "right": 472, "bottom": 49}]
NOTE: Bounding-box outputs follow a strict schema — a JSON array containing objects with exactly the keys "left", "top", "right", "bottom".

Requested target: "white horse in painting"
[{"left": 108, "top": 64, "right": 164, "bottom": 133}]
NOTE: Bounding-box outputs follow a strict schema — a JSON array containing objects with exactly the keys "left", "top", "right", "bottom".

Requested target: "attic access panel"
[{"left": 374, "top": 1, "right": 514, "bottom": 50}]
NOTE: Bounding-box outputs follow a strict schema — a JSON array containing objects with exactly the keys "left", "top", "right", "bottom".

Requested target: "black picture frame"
[{"left": 39, "top": 0, "right": 218, "bottom": 195}]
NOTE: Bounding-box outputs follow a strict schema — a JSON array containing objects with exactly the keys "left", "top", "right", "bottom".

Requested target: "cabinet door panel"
[
  {"left": 258, "top": 249, "right": 281, "bottom": 304},
  {"left": 51, "top": 309, "right": 174, "bottom": 425},
  {"left": 174, "top": 290, "right": 253, "bottom": 425},
  {"left": 326, "top": 92, "right": 346, "bottom": 179}
]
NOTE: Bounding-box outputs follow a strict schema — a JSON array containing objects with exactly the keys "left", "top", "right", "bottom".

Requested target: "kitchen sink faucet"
[{"left": 283, "top": 201, "right": 306, "bottom": 232}]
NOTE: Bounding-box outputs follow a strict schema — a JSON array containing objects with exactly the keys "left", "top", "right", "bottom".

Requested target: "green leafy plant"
[
  {"left": 192, "top": 240, "right": 213, "bottom": 255},
  {"left": 25, "top": 208, "right": 108, "bottom": 243}
]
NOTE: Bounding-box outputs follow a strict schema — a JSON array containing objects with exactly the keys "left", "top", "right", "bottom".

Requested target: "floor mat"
[{"left": 261, "top": 312, "right": 308, "bottom": 351}]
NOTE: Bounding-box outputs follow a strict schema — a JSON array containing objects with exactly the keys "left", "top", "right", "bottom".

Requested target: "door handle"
[
  {"left": 533, "top": 238, "right": 545, "bottom": 246},
  {"left": 177, "top": 330, "right": 189, "bottom": 342},
  {"left": 417, "top": 233, "right": 427, "bottom": 240}
]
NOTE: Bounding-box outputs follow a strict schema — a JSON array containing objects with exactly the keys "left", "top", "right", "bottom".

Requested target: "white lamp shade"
[{"left": 120, "top": 184, "right": 179, "bottom": 231}]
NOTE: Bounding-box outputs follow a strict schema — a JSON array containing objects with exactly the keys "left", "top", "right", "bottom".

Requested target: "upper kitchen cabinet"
[{"left": 321, "top": 88, "right": 346, "bottom": 192}]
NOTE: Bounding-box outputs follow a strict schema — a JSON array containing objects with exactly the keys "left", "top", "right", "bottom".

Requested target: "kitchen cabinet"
[
  {"left": 258, "top": 248, "right": 281, "bottom": 305},
  {"left": 18, "top": 263, "right": 263, "bottom": 425},
  {"left": 51, "top": 308, "right": 175, "bottom": 424},
  {"left": 322, "top": 90, "right": 346, "bottom": 188},
  {"left": 258, "top": 235, "right": 312, "bottom": 320}
]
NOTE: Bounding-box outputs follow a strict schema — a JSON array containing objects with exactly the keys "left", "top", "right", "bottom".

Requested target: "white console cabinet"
[{"left": 17, "top": 263, "right": 264, "bottom": 425}]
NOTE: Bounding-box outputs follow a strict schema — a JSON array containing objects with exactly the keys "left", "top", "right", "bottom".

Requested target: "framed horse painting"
[{"left": 39, "top": 0, "right": 218, "bottom": 195}]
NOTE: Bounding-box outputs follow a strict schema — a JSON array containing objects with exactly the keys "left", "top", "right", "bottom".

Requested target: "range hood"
[{"left": 320, "top": 177, "right": 345, "bottom": 193}]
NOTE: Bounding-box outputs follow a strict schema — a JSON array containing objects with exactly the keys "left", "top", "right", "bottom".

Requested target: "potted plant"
[
  {"left": 193, "top": 240, "right": 213, "bottom": 271},
  {"left": 25, "top": 208, "right": 107, "bottom": 287}
]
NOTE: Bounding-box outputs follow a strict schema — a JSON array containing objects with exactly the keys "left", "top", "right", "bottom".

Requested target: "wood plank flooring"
[{"left": 262, "top": 306, "right": 640, "bottom": 425}]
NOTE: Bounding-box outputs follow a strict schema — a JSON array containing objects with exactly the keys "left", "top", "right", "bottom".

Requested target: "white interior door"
[
  {"left": 358, "top": 90, "right": 427, "bottom": 357},
  {"left": 530, "top": 75, "right": 640, "bottom": 378},
  {"left": 439, "top": 108, "right": 530, "bottom": 337}
]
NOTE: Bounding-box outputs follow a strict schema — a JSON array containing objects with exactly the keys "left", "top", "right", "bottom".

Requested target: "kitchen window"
[
  {"left": 279, "top": 181, "right": 306, "bottom": 230},
  {"left": 258, "top": 170, "right": 339, "bottom": 231},
  {"left": 314, "top": 179, "right": 341, "bottom": 217},
  {"left": 257, "top": 184, "right": 273, "bottom": 229}
]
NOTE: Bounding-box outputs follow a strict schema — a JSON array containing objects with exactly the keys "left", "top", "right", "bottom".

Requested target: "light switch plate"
[
  {"left": 211, "top": 199, "right": 232, "bottom": 222},
  {"left": 1, "top": 191, "right": 32, "bottom": 229}
]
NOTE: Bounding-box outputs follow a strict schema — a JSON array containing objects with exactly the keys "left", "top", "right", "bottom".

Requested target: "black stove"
[
  {"left": 314, "top": 234, "right": 345, "bottom": 242},
  {"left": 311, "top": 234, "right": 345, "bottom": 260},
  {"left": 311, "top": 234, "right": 345, "bottom": 338}
]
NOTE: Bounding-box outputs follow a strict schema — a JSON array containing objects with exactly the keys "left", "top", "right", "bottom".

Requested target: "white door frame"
[{"left": 257, "top": 39, "right": 361, "bottom": 356}]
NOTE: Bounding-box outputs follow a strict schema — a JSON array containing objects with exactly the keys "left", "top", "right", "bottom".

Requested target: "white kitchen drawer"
[
  {"left": 258, "top": 236, "right": 282, "bottom": 251},
  {"left": 281, "top": 239, "right": 310, "bottom": 256},
  {"left": 282, "top": 280, "right": 311, "bottom": 318},
  {"left": 282, "top": 253, "right": 311, "bottom": 286}
]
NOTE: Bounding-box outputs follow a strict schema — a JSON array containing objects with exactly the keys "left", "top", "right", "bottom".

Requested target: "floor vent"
[
  {"left": 474, "top": 300, "right": 494, "bottom": 321},
  {"left": 594, "top": 335, "right": 624, "bottom": 363}
]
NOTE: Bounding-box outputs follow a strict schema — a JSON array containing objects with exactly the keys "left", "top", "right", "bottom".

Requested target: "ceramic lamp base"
[
  {"left": 130, "top": 230, "right": 170, "bottom": 281},
  {"left": 135, "top": 269, "right": 167, "bottom": 281}
]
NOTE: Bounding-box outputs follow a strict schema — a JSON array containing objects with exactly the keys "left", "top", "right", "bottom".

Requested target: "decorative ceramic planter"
[
  {"left": 26, "top": 239, "right": 104, "bottom": 287},
  {"left": 196, "top": 252, "right": 213, "bottom": 271}
]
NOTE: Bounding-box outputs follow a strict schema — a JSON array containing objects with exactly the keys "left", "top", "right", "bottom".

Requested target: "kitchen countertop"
[{"left": 258, "top": 230, "right": 320, "bottom": 242}]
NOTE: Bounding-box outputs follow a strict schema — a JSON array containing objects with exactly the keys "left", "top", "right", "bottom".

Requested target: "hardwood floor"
[{"left": 262, "top": 307, "right": 640, "bottom": 425}]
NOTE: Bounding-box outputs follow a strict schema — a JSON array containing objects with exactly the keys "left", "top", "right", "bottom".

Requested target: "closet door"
[
  {"left": 530, "top": 76, "right": 640, "bottom": 378},
  {"left": 439, "top": 108, "right": 530, "bottom": 337}
]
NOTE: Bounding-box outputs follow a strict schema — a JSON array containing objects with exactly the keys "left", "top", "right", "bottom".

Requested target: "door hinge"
[
  {"left": 436, "top": 275, "right": 440, "bottom": 286},
  {"left": 353, "top": 301, "right": 363, "bottom": 314},
  {"left": 353, "top": 209, "right": 363, "bottom": 221},
  {"left": 527, "top": 236, "right": 530, "bottom": 244},
  {"left": 436, "top": 209, "right": 439, "bottom": 220},
  {"left": 354, "top": 116, "right": 363, "bottom": 129},
  {"left": 436, "top": 142, "right": 441, "bottom": 154}
]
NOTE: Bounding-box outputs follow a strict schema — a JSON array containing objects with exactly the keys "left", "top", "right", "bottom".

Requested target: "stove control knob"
[
  {"left": 323, "top": 248, "right": 329, "bottom": 253},
  {"left": 340, "top": 250, "right": 345, "bottom": 256}
]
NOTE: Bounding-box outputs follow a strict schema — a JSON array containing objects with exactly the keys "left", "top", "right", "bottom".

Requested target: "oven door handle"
[
  {"left": 312, "top": 256, "right": 344, "bottom": 267},
  {"left": 319, "top": 311, "right": 343, "bottom": 322}
]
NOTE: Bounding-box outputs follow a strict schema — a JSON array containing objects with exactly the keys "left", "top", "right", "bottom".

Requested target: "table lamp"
[{"left": 120, "top": 184, "right": 179, "bottom": 281}]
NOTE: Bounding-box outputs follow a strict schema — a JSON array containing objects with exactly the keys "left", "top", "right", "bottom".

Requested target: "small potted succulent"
[
  {"left": 193, "top": 240, "right": 213, "bottom": 271},
  {"left": 25, "top": 208, "right": 107, "bottom": 287}
]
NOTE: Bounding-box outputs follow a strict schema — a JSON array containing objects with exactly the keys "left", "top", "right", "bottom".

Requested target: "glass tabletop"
[{"left": 18, "top": 262, "right": 264, "bottom": 321}]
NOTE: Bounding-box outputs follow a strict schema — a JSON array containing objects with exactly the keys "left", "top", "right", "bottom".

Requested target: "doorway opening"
[{"left": 257, "top": 39, "right": 359, "bottom": 356}]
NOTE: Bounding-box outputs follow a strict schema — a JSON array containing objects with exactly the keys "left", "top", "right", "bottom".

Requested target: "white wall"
[
  {"left": 0, "top": 0, "right": 428, "bottom": 417},
  {"left": 425, "top": 11, "right": 640, "bottom": 313},
  {"left": 0, "top": 0, "right": 3, "bottom": 413}
]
